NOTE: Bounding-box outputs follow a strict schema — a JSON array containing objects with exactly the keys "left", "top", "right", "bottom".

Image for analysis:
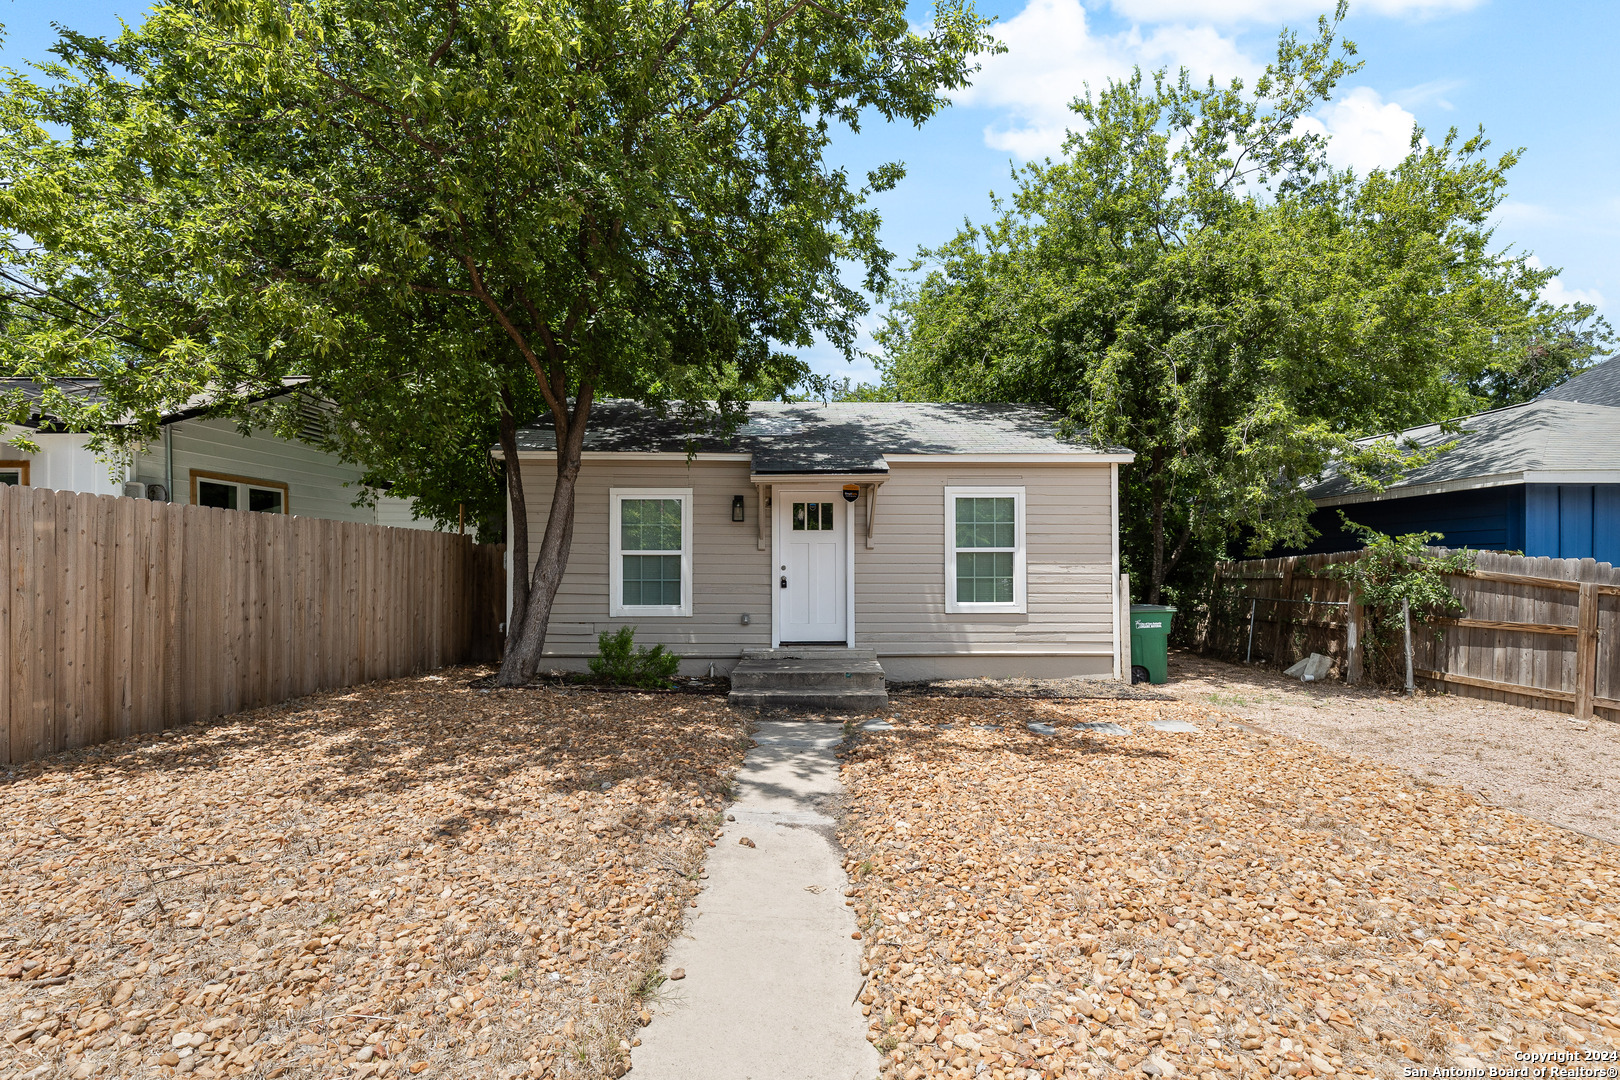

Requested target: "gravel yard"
[
  {"left": 1156, "top": 652, "right": 1620, "bottom": 847},
  {"left": 839, "top": 697, "right": 1620, "bottom": 1080},
  {"left": 0, "top": 670, "right": 747, "bottom": 1080}
]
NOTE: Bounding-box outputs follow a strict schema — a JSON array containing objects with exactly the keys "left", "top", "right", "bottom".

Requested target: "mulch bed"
[
  {"left": 0, "top": 669, "right": 748, "bottom": 1080},
  {"left": 838, "top": 696, "right": 1619, "bottom": 1080}
]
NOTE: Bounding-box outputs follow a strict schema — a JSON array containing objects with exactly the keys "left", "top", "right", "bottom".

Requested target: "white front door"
[{"left": 776, "top": 489, "right": 849, "bottom": 644}]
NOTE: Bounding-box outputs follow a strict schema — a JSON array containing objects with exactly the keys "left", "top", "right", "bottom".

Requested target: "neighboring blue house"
[{"left": 1298, "top": 355, "right": 1620, "bottom": 561}]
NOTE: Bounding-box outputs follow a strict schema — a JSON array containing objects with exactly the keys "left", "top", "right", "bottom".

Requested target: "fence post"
[
  {"left": 1575, "top": 581, "right": 1598, "bottom": 720},
  {"left": 1402, "top": 599, "right": 1414, "bottom": 695},
  {"left": 1346, "top": 595, "right": 1364, "bottom": 685},
  {"left": 1245, "top": 599, "right": 1257, "bottom": 664},
  {"left": 1271, "top": 561, "right": 1294, "bottom": 669}
]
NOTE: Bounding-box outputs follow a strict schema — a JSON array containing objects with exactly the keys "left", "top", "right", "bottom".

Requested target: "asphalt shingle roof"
[
  {"left": 1539, "top": 354, "right": 1620, "bottom": 407},
  {"left": 1308, "top": 397, "right": 1620, "bottom": 502},
  {"left": 513, "top": 400, "right": 1122, "bottom": 472}
]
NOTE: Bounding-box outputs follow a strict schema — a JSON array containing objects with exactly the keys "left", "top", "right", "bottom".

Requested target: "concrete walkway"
[{"left": 632, "top": 721, "right": 879, "bottom": 1080}]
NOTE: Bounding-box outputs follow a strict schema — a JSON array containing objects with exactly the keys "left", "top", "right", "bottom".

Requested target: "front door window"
[{"left": 791, "top": 502, "right": 835, "bottom": 531}]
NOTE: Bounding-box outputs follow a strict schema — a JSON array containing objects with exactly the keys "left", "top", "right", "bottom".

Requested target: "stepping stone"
[
  {"left": 1076, "top": 721, "right": 1128, "bottom": 735},
  {"left": 860, "top": 719, "right": 895, "bottom": 732},
  {"left": 1149, "top": 718, "right": 1201, "bottom": 733},
  {"left": 1027, "top": 722, "right": 1059, "bottom": 735},
  {"left": 971, "top": 724, "right": 999, "bottom": 731}
]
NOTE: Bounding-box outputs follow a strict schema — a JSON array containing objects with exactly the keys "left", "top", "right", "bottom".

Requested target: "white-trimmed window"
[
  {"left": 609, "top": 488, "right": 693, "bottom": 617},
  {"left": 944, "top": 486, "right": 1026, "bottom": 614}
]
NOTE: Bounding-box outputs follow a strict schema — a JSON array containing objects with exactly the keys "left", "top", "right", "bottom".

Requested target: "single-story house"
[
  {"left": 1298, "top": 355, "right": 1620, "bottom": 561},
  {"left": 500, "top": 400, "right": 1135, "bottom": 681},
  {"left": 1, "top": 377, "right": 431, "bottom": 529}
]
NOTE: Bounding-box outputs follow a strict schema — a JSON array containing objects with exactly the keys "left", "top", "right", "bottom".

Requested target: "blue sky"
[{"left": 3, "top": 0, "right": 1615, "bottom": 387}]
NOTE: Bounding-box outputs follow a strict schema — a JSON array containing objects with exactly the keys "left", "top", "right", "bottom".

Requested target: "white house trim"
[
  {"left": 1110, "top": 462, "right": 1121, "bottom": 680},
  {"left": 884, "top": 453, "right": 1134, "bottom": 464},
  {"left": 499, "top": 450, "right": 755, "bottom": 462},
  {"left": 608, "top": 488, "right": 694, "bottom": 618},
  {"left": 1314, "top": 472, "right": 1527, "bottom": 506},
  {"left": 749, "top": 471, "right": 889, "bottom": 485},
  {"left": 944, "top": 486, "right": 1028, "bottom": 615},
  {"left": 1522, "top": 471, "right": 1620, "bottom": 485}
]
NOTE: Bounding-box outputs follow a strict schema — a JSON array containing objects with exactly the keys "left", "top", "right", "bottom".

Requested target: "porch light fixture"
[{"left": 731, "top": 494, "right": 746, "bottom": 522}]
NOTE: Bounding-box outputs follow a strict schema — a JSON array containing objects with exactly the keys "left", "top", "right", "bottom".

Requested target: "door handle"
[{"left": 780, "top": 576, "right": 787, "bottom": 589}]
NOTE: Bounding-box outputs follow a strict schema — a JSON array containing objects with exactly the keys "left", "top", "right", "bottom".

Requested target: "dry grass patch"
[
  {"left": 0, "top": 668, "right": 747, "bottom": 1080},
  {"left": 839, "top": 697, "right": 1619, "bottom": 1080},
  {"left": 1155, "top": 652, "right": 1620, "bottom": 846}
]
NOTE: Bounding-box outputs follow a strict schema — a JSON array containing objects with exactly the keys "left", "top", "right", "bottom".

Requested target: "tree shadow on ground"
[{"left": 0, "top": 666, "right": 749, "bottom": 814}]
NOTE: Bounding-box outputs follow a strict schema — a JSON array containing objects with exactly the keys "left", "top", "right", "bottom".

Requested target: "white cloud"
[
  {"left": 1526, "top": 257, "right": 1605, "bottom": 313},
  {"left": 1294, "top": 87, "right": 1421, "bottom": 173},
  {"left": 959, "top": 0, "right": 1258, "bottom": 159},
  {"left": 1543, "top": 277, "right": 1605, "bottom": 312},
  {"left": 1393, "top": 78, "right": 1463, "bottom": 112},
  {"left": 1107, "top": 0, "right": 1481, "bottom": 22}
]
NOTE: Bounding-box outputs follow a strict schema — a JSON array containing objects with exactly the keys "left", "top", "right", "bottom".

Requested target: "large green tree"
[
  {"left": 0, "top": 0, "right": 994, "bottom": 683},
  {"left": 877, "top": 8, "right": 1608, "bottom": 604}
]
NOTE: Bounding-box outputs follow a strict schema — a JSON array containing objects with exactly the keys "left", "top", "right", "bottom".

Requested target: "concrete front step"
[
  {"left": 728, "top": 648, "right": 889, "bottom": 713},
  {"left": 727, "top": 689, "right": 891, "bottom": 714},
  {"left": 730, "top": 659, "right": 886, "bottom": 693},
  {"left": 740, "top": 647, "right": 878, "bottom": 661}
]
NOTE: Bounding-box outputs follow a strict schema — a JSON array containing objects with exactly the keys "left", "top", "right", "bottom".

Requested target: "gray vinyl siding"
[
  {"left": 856, "top": 462, "right": 1115, "bottom": 657},
  {"left": 518, "top": 456, "right": 1118, "bottom": 677},
  {"left": 519, "top": 458, "right": 773, "bottom": 660}
]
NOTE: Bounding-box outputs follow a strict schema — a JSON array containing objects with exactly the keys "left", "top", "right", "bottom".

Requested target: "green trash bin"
[{"left": 1129, "top": 604, "right": 1177, "bottom": 684}]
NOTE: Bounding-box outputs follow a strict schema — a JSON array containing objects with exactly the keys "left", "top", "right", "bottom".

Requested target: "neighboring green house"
[{"left": 1, "top": 378, "right": 433, "bottom": 529}]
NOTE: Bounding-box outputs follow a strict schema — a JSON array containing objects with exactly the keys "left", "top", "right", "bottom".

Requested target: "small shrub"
[
  {"left": 589, "top": 626, "right": 680, "bottom": 688},
  {"left": 1320, "top": 516, "right": 1476, "bottom": 686}
]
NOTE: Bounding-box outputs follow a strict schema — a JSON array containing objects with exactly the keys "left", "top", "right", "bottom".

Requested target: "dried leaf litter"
[
  {"left": 0, "top": 668, "right": 747, "bottom": 1080},
  {"left": 837, "top": 697, "right": 1618, "bottom": 1080}
]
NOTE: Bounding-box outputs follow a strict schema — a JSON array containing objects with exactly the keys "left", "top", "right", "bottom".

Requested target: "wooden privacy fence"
[
  {"left": 0, "top": 484, "right": 506, "bottom": 766},
  {"left": 1209, "top": 549, "right": 1620, "bottom": 721}
]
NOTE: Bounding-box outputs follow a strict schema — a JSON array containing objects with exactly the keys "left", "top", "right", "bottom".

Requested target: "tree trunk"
[
  {"left": 493, "top": 392, "right": 592, "bottom": 686},
  {"left": 497, "top": 394, "right": 529, "bottom": 651}
]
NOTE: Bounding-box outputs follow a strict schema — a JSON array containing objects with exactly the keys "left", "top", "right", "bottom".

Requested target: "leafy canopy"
[
  {"left": 0, "top": 0, "right": 995, "bottom": 459},
  {"left": 874, "top": 5, "right": 1609, "bottom": 604},
  {"left": 0, "top": 0, "right": 996, "bottom": 679}
]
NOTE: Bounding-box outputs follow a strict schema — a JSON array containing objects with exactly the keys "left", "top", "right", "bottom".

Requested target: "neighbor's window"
[
  {"left": 193, "top": 471, "right": 288, "bottom": 514},
  {"left": 0, "top": 460, "right": 28, "bottom": 486},
  {"left": 944, "top": 486, "right": 1026, "bottom": 614},
  {"left": 609, "top": 489, "right": 692, "bottom": 617}
]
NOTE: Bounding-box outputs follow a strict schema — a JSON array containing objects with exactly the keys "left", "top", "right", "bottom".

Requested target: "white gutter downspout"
[{"left": 1110, "top": 462, "right": 1121, "bottom": 680}]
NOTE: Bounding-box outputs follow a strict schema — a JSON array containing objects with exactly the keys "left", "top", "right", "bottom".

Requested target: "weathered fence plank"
[
  {"left": 1210, "top": 546, "right": 1620, "bottom": 720},
  {"left": 0, "top": 484, "right": 504, "bottom": 765}
]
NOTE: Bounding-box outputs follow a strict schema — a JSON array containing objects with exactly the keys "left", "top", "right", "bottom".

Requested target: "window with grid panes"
[
  {"left": 609, "top": 489, "right": 692, "bottom": 616},
  {"left": 945, "top": 487, "right": 1025, "bottom": 613},
  {"left": 954, "top": 496, "right": 1016, "bottom": 602},
  {"left": 619, "top": 498, "right": 682, "bottom": 606}
]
